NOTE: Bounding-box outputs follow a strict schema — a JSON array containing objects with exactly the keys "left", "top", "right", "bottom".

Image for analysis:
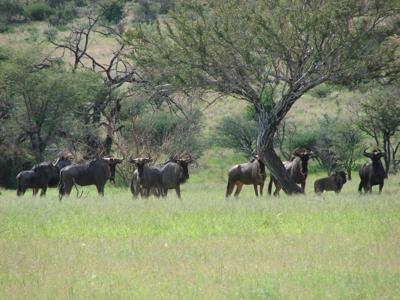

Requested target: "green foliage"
[
  {"left": 0, "top": 46, "right": 105, "bottom": 162},
  {"left": 213, "top": 116, "right": 257, "bottom": 157},
  {"left": 288, "top": 131, "right": 319, "bottom": 153},
  {"left": 0, "top": 20, "right": 14, "bottom": 33},
  {"left": 309, "top": 84, "right": 338, "bottom": 98},
  {"left": 25, "top": 2, "right": 54, "bottom": 21},
  {"left": 0, "top": 0, "right": 25, "bottom": 22},
  {"left": 120, "top": 100, "right": 203, "bottom": 158},
  {"left": 133, "top": 0, "right": 175, "bottom": 23},
  {"left": 102, "top": 0, "right": 124, "bottom": 24}
]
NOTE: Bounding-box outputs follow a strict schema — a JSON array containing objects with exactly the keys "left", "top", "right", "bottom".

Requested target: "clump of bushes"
[
  {"left": 25, "top": 2, "right": 54, "bottom": 21},
  {"left": 309, "top": 83, "right": 338, "bottom": 98}
]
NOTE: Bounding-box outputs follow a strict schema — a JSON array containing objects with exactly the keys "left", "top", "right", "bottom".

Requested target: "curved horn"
[{"left": 363, "top": 148, "right": 373, "bottom": 158}]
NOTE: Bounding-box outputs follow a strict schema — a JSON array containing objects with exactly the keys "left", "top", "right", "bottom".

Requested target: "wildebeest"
[
  {"left": 268, "top": 148, "right": 313, "bottom": 196},
  {"left": 129, "top": 157, "right": 162, "bottom": 198},
  {"left": 16, "top": 156, "right": 72, "bottom": 196},
  {"left": 314, "top": 171, "right": 347, "bottom": 195},
  {"left": 226, "top": 155, "right": 266, "bottom": 197},
  {"left": 358, "top": 149, "right": 386, "bottom": 193},
  {"left": 58, "top": 157, "right": 122, "bottom": 199},
  {"left": 160, "top": 156, "right": 193, "bottom": 199}
]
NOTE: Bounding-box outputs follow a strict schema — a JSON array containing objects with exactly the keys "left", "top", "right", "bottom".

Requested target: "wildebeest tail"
[{"left": 225, "top": 180, "right": 234, "bottom": 197}]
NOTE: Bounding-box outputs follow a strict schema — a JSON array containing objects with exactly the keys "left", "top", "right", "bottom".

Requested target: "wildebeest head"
[
  {"left": 103, "top": 157, "right": 123, "bottom": 183},
  {"left": 364, "top": 149, "right": 385, "bottom": 163},
  {"left": 170, "top": 155, "right": 194, "bottom": 182},
  {"left": 53, "top": 155, "right": 73, "bottom": 171},
  {"left": 129, "top": 157, "right": 152, "bottom": 178},
  {"left": 292, "top": 148, "right": 313, "bottom": 176},
  {"left": 250, "top": 154, "right": 266, "bottom": 177},
  {"left": 334, "top": 171, "right": 347, "bottom": 186}
]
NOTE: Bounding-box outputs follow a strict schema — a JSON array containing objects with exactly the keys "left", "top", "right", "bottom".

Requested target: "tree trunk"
[
  {"left": 256, "top": 112, "right": 303, "bottom": 194},
  {"left": 262, "top": 146, "right": 304, "bottom": 194},
  {"left": 383, "top": 133, "right": 390, "bottom": 176}
]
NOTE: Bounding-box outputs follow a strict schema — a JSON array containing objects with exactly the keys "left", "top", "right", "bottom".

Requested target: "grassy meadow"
[{"left": 1, "top": 172, "right": 400, "bottom": 299}]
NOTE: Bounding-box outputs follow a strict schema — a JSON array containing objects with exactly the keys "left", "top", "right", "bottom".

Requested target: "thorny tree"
[
  {"left": 130, "top": 0, "right": 400, "bottom": 194},
  {"left": 46, "top": 6, "right": 145, "bottom": 157}
]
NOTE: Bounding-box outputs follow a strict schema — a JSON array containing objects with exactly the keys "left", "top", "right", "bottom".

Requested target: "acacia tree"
[
  {"left": 130, "top": 0, "right": 399, "bottom": 194},
  {"left": 355, "top": 85, "right": 400, "bottom": 174}
]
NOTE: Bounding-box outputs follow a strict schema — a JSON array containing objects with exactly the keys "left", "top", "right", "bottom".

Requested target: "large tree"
[{"left": 129, "top": 0, "right": 399, "bottom": 194}]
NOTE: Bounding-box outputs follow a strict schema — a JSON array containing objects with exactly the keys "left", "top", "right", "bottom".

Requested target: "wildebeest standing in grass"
[
  {"left": 16, "top": 156, "right": 72, "bottom": 196},
  {"left": 226, "top": 155, "right": 266, "bottom": 197},
  {"left": 314, "top": 171, "right": 347, "bottom": 195},
  {"left": 58, "top": 157, "right": 122, "bottom": 199},
  {"left": 160, "top": 156, "right": 193, "bottom": 199},
  {"left": 268, "top": 148, "right": 313, "bottom": 196},
  {"left": 129, "top": 157, "right": 162, "bottom": 198},
  {"left": 358, "top": 149, "right": 386, "bottom": 193}
]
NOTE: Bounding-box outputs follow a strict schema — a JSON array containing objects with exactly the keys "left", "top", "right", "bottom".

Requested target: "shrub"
[
  {"left": 25, "top": 2, "right": 54, "bottom": 21},
  {"left": 0, "top": 21, "right": 13, "bottom": 33},
  {"left": 309, "top": 83, "right": 338, "bottom": 98},
  {"left": 103, "top": 0, "right": 124, "bottom": 24},
  {"left": 0, "top": 0, "right": 25, "bottom": 22}
]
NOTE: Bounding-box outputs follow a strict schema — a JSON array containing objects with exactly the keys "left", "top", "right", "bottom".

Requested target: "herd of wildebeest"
[{"left": 13, "top": 147, "right": 387, "bottom": 200}]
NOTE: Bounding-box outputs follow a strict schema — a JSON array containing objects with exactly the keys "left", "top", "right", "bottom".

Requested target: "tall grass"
[{"left": 0, "top": 175, "right": 399, "bottom": 299}]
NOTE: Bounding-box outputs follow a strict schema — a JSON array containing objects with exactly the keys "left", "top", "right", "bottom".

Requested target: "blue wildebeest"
[
  {"left": 129, "top": 157, "right": 162, "bottom": 198},
  {"left": 160, "top": 156, "right": 193, "bottom": 199},
  {"left": 358, "top": 149, "right": 386, "bottom": 193},
  {"left": 314, "top": 171, "right": 347, "bottom": 195},
  {"left": 226, "top": 155, "right": 266, "bottom": 197},
  {"left": 58, "top": 157, "right": 122, "bottom": 199},
  {"left": 16, "top": 155, "right": 72, "bottom": 196},
  {"left": 268, "top": 148, "right": 313, "bottom": 196}
]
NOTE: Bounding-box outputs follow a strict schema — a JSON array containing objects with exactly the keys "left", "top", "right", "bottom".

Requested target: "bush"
[
  {"left": 287, "top": 130, "right": 319, "bottom": 153},
  {"left": 0, "top": 21, "right": 14, "bottom": 33},
  {"left": 25, "top": 2, "right": 54, "bottom": 21},
  {"left": 0, "top": 0, "right": 25, "bottom": 22},
  {"left": 309, "top": 83, "right": 338, "bottom": 98},
  {"left": 103, "top": 1, "right": 124, "bottom": 24}
]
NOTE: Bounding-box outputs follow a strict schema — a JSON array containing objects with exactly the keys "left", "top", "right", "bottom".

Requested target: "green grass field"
[{"left": 1, "top": 173, "right": 400, "bottom": 299}]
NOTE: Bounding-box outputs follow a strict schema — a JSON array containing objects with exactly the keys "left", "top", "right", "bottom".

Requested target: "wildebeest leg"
[
  {"left": 226, "top": 181, "right": 235, "bottom": 197},
  {"left": 358, "top": 181, "right": 363, "bottom": 193},
  {"left": 96, "top": 184, "right": 104, "bottom": 196},
  {"left": 40, "top": 187, "right": 47, "bottom": 196},
  {"left": 175, "top": 185, "right": 181, "bottom": 199},
  {"left": 253, "top": 184, "right": 259, "bottom": 197},
  {"left": 301, "top": 182, "right": 306, "bottom": 193},
  {"left": 379, "top": 182, "right": 384, "bottom": 194},
  {"left": 234, "top": 183, "right": 243, "bottom": 197},
  {"left": 260, "top": 182, "right": 264, "bottom": 196},
  {"left": 32, "top": 188, "right": 39, "bottom": 196}
]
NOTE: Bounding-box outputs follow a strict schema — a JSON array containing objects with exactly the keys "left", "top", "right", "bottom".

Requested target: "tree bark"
[
  {"left": 262, "top": 146, "right": 304, "bottom": 194},
  {"left": 256, "top": 111, "right": 303, "bottom": 194}
]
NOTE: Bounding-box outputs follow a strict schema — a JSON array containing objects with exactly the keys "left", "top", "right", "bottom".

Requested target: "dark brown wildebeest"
[
  {"left": 16, "top": 156, "right": 72, "bottom": 196},
  {"left": 314, "top": 171, "right": 347, "bottom": 195},
  {"left": 129, "top": 157, "right": 162, "bottom": 198},
  {"left": 160, "top": 156, "right": 194, "bottom": 199},
  {"left": 268, "top": 148, "right": 313, "bottom": 196},
  {"left": 226, "top": 155, "right": 266, "bottom": 197},
  {"left": 58, "top": 157, "right": 122, "bottom": 199},
  {"left": 358, "top": 149, "right": 386, "bottom": 193}
]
